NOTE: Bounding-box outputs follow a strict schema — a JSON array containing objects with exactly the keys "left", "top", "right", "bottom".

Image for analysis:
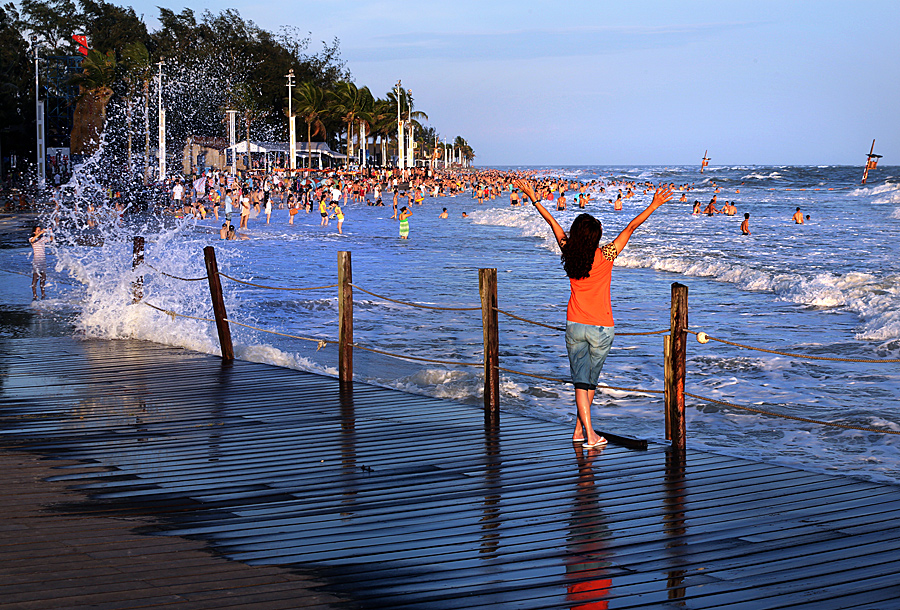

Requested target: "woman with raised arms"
[{"left": 514, "top": 178, "right": 672, "bottom": 448}]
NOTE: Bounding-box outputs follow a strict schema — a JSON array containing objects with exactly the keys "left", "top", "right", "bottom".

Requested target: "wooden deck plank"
[{"left": 2, "top": 335, "right": 900, "bottom": 609}]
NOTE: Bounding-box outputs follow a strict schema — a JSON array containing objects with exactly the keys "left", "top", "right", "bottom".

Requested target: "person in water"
[
  {"left": 514, "top": 178, "right": 673, "bottom": 448},
  {"left": 29, "top": 225, "right": 51, "bottom": 300},
  {"left": 330, "top": 202, "right": 344, "bottom": 234},
  {"left": 792, "top": 207, "right": 804, "bottom": 224},
  {"left": 741, "top": 212, "right": 751, "bottom": 236},
  {"left": 399, "top": 206, "right": 412, "bottom": 239}
]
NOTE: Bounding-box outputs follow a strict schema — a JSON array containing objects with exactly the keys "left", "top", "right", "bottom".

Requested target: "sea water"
[{"left": 5, "top": 164, "right": 899, "bottom": 485}]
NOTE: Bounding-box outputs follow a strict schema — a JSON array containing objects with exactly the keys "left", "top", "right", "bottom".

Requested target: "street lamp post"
[
  {"left": 33, "top": 36, "right": 46, "bottom": 188},
  {"left": 286, "top": 69, "right": 296, "bottom": 171},
  {"left": 395, "top": 80, "right": 403, "bottom": 171},
  {"left": 226, "top": 110, "right": 238, "bottom": 176},
  {"left": 406, "top": 89, "right": 414, "bottom": 170},
  {"left": 157, "top": 60, "right": 165, "bottom": 181}
]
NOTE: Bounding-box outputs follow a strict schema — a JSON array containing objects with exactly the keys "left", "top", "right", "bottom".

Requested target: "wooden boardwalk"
[{"left": 2, "top": 335, "right": 900, "bottom": 609}]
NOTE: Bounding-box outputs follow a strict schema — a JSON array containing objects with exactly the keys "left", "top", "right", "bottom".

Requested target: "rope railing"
[
  {"left": 349, "top": 283, "right": 482, "bottom": 311},
  {"left": 141, "top": 301, "right": 217, "bottom": 323},
  {"left": 223, "top": 318, "right": 336, "bottom": 351},
  {"left": 218, "top": 271, "right": 338, "bottom": 292},
  {"left": 494, "top": 307, "right": 669, "bottom": 336},
  {"left": 684, "top": 391, "right": 900, "bottom": 436},
  {"left": 144, "top": 263, "right": 207, "bottom": 282},
  {"left": 687, "top": 329, "right": 900, "bottom": 364},
  {"left": 136, "top": 244, "right": 898, "bottom": 451},
  {"left": 142, "top": 300, "right": 479, "bottom": 365},
  {"left": 353, "top": 343, "right": 483, "bottom": 368},
  {"left": 497, "top": 366, "right": 665, "bottom": 397}
]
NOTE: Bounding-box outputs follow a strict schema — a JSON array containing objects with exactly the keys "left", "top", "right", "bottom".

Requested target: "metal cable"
[
  {"left": 686, "top": 329, "right": 900, "bottom": 364},
  {"left": 349, "top": 283, "right": 481, "bottom": 311},
  {"left": 144, "top": 263, "right": 207, "bottom": 282},
  {"left": 684, "top": 391, "right": 900, "bottom": 435},
  {"left": 218, "top": 271, "right": 338, "bottom": 292}
]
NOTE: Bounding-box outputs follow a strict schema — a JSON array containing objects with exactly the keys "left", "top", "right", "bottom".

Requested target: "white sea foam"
[
  {"left": 24, "top": 162, "right": 898, "bottom": 485},
  {"left": 849, "top": 182, "right": 900, "bottom": 199},
  {"left": 742, "top": 171, "right": 784, "bottom": 180}
]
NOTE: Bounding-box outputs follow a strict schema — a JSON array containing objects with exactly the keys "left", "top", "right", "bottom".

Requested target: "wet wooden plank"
[{"left": 2, "top": 335, "right": 900, "bottom": 609}]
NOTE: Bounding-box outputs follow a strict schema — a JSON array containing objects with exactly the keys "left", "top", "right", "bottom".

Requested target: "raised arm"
[
  {"left": 513, "top": 179, "right": 567, "bottom": 248},
  {"left": 612, "top": 186, "right": 672, "bottom": 253}
]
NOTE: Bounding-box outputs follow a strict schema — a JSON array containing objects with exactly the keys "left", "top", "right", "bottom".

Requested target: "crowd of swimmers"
[{"left": 156, "top": 168, "right": 814, "bottom": 242}]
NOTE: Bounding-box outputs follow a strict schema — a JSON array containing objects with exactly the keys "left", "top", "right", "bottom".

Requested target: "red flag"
[{"left": 72, "top": 35, "right": 89, "bottom": 56}]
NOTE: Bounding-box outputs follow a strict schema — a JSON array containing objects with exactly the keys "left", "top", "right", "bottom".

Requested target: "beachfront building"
[{"left": 182, "top": 139, "right": 347, "bottom": 174}]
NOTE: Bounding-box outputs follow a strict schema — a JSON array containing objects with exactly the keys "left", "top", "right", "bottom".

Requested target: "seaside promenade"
[{"left": 2, "top": 216, "right": 900, "bottom": 609}]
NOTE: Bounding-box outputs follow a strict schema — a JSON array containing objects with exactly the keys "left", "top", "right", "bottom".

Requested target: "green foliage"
[
  {"left": 19, "top": 0, "right": 83, "bottom": 54},
  {"left": 80, "top": 0, "right": 148, "bottom": 55},
  {"left": 0, "top": 0, "right": 476, "bottom": 164},
  {"left": 0, "top": 4, "right": 30, "bottom": 132},
  {"left": 69, "top": 48, "right": 116, "bottom": 95}
]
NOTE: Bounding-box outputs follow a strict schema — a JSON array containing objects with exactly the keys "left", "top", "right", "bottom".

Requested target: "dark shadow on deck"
[{"left": 2, "top": 336, "right": 900, "bottom": 609}]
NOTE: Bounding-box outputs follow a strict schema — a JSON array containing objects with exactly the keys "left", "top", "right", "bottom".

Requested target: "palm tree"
[
  {"left": 230, "top": 83, "right": 265, "bottom": 170},
  {"left": 369, "top": 98, "right": 395, "bottom": 167},
  {"left": 292, "top": 81, "right": 327, "bottom": 168},
  {"left": 385, "top": 87, "right": 428, "bottom": 167},
  {"left": 69, "top": 49, "right": 117, "bottom": 157},
  {"left": 120, "top": 42, "right": 151, "bottom": 178},
  {"left": 355, "top": 87, "right": 375, "bottom": 166},
  {"left": 332, "top": 81, "right": 374, "bottom": 164},
  {"left": 454, "top": 136, "right": 475, "bottom": 167}
]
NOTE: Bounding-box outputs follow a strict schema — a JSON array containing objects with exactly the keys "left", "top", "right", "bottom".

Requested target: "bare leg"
[
  {"left": 32, "top": 271, "right": 38, "bottom": 300},
  {"left": 575, "top": 388, "right": 603, "bottom": 444}
]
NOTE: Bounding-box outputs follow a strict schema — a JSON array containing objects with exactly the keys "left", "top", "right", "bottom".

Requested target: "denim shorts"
[{"left": 565, "top": 321, "right": 614, "bottom": 390}]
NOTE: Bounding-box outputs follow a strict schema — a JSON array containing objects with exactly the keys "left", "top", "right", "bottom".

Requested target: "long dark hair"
[{"left": 561, "top": 214, "right": 602, "bottom": 279}]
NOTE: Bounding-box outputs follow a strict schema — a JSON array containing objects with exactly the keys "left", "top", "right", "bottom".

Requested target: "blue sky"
[{"left": 120, "top": 0, "right": 898, "bottom": 167}]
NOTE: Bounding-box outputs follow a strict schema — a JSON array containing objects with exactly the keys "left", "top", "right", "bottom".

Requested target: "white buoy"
[{"left": 697, "top": 332, "right": 710, "bottom": 344}]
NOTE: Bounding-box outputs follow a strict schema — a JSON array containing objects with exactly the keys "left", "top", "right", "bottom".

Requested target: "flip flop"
[
  {"left": 572, "top": 436, "right": 585, "bottom": 443},
  {"left": 583, "top": 437, "right": 608, "bottom": 449}
]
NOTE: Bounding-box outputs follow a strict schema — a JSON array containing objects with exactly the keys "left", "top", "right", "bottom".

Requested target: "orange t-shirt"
[{"left": 567, "top": 243, "right": 618, "bottom": 327}]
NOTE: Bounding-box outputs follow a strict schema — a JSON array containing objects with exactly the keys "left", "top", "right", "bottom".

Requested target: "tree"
[
  {"left": 416, "top": 124, "right": 440, "bottom": 162},
  {"left": 69, "top": 48, "right": 116, "bottom": 156},
  {"left": 0, "top": 4, "right": 30, "bottom": 167},
  {"left": 119, "top": 40, "right": 150, "bottom": 177},
  {"left": 79, "top": 0, "right": 148, "bottom": 55},
  {"left": 19, "top": 0, "right": 83, "bottom": 55},
  {"left": 386, "top": 86, "right": 428, "bottom": 129},
  {"left": 227, "top": 81, "right": 266, "bottom": 169},
  {"left": 368, "top": 98, "right": 395, "bottom": 167},
  {"left": 292, "top": 81, "right": 326, "bottom": 168},
  {"left": 331, "top": 81, "right": 373, "bottom": 163},
  {"left": 454, "top": 135, "right": 475, "bottom": 166}
]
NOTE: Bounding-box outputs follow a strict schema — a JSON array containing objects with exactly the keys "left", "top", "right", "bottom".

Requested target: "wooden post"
[
  {"left": 479, "top": 268, "right": 499, "bottom": 416},
  {"left": 131, "top": 236, "right": 144, "bottom": 303},
  {"left": 665, "top": 283, "right": 688, "bottom": 449},
  {"left": 338, "top": 251, "right": 353, "bottom": 383},
  {"left": 203, "top": 246, "right": 234, "bottom": 361}
]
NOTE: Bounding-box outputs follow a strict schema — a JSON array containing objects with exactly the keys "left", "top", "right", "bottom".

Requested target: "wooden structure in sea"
[{"left": 2, "top": 335, "right": 900, "bottom": 609}]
